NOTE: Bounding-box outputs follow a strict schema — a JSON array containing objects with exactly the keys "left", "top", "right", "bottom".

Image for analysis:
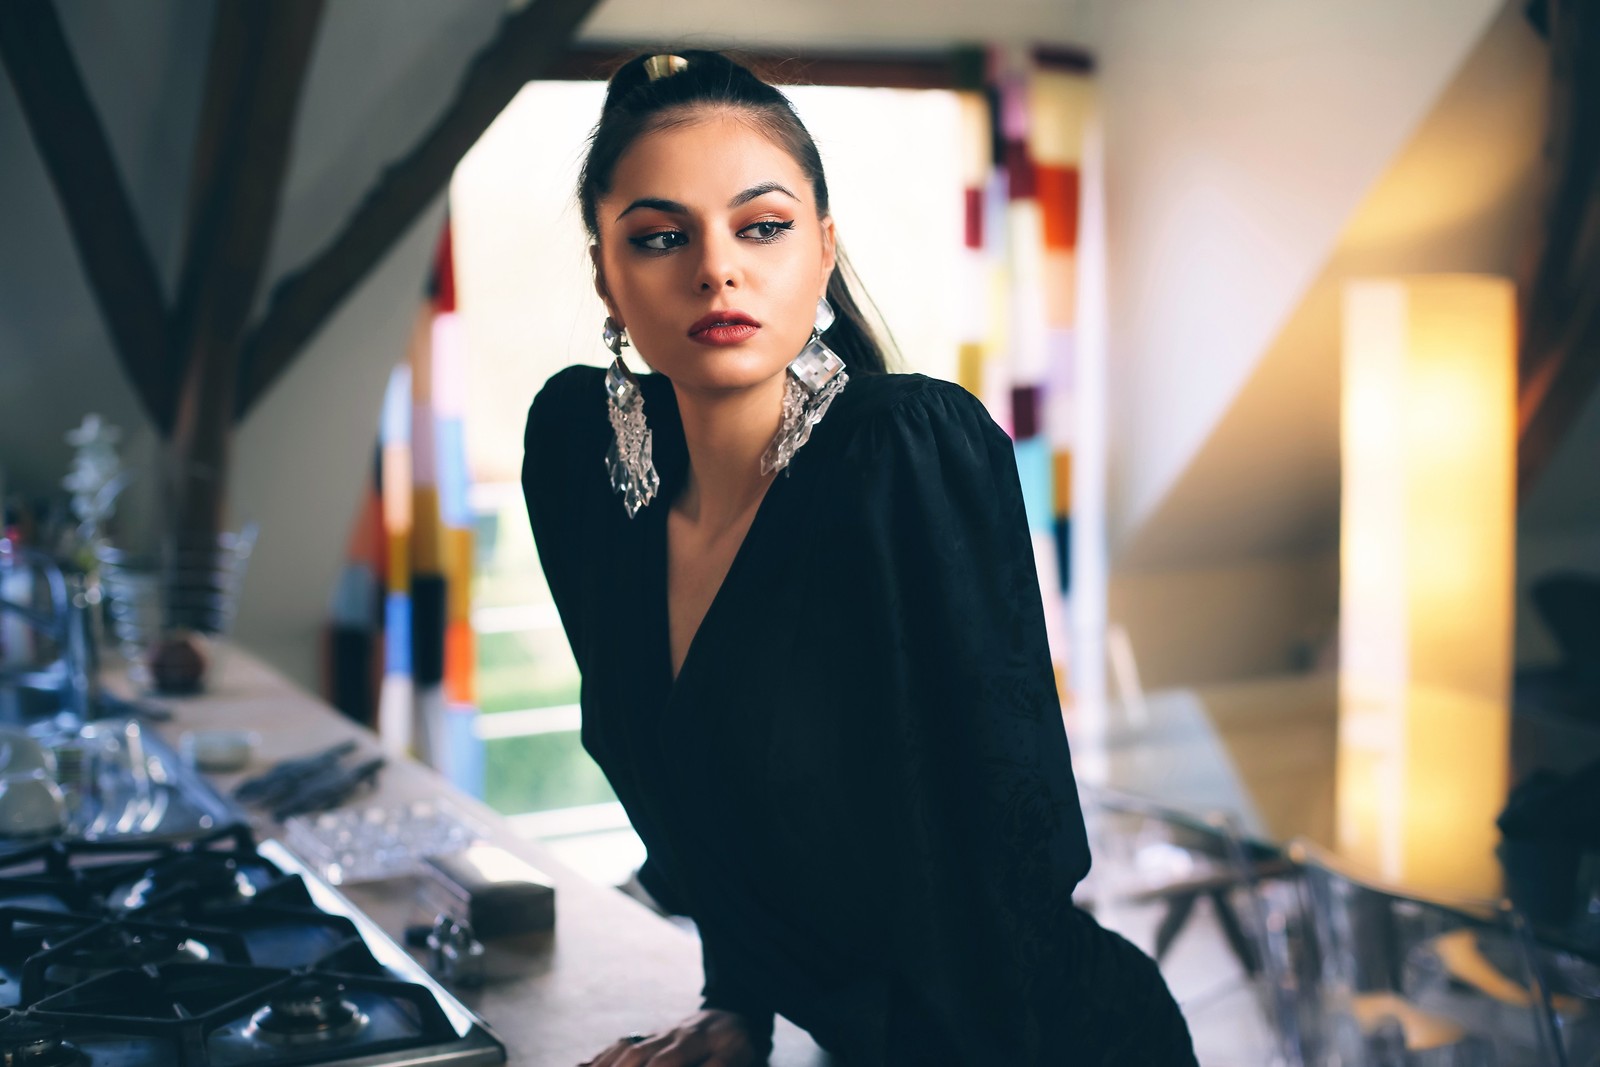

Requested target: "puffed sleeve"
[
  {"left": 834, "top": 381, "right": 1094, "bottom": 1065},
  {"left": 521, "top": 365, "right": 605, "bottom": 659}
]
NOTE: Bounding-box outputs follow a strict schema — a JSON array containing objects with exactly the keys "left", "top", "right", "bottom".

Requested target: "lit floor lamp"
[{"left": 1337, "top": 275, "right": 1516, "bottom": 898}]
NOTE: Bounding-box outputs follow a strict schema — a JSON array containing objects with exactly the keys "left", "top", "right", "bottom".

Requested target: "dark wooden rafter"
[
  {"left": 0, "top": 0, "right": 170, "bottom": 430},
  {"left": 545, "top": 43, "right": 1093, "bottom": 90},
  {"left": 1517, "top": 0, "right": 1600, "bottom": 498},
  {"left": 166, "top": 0, "right": 324, "bottom": 547},
  {"left": 235, "top": 0, "right": 605, "bottom": 419}
]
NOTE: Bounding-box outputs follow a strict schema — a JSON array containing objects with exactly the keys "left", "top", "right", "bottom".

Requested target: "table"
[
  {"left": 1083, "top": 672, "right": 1600, "bottom": 937},
  {"left": 137, "top": 646, "right": 831, "bottom": 1067},
  {"left": 1102, "top": 674, "right": 1340, "bottom": 845}
]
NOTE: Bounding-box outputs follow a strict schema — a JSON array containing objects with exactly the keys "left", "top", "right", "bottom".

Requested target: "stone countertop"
[{"left": 139, "top": 645, "right": 829, "bottom": 1067}]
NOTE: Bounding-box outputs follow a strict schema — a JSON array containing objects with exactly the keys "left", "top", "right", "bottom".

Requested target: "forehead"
[{"left": 603, "top": 112, "right": 814, "bottom": 213}]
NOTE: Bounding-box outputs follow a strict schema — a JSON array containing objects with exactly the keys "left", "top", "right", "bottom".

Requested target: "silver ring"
[{"left": 622, "top": 1033, "right": 647, "bottom": 1044}]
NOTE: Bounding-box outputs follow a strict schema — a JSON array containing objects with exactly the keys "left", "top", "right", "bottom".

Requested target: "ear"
[
  {"left": 590, "top": 244, "right": 622, "bottom": 324},
  {"left": 818, "top": 215, "right": 838, "bottom": 298}
]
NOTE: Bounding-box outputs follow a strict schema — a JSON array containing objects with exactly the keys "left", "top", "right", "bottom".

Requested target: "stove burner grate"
[
  {"left": 242, "top": 977, "right": 368, "bottom": 1047},
  {"left": 0, "top": 1010, "right": 83, "bottom": 1067},
  {"left": 0, "top": 829, "right": 505, "bottom": 1065}
]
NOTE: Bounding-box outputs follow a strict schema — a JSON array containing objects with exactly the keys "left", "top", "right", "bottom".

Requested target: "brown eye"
[
  {"left": 630, "top": 230, "right": 687, "bottom": 251},
  {"left": 740, "top": 220, "right": 795, "bottom": 242}
]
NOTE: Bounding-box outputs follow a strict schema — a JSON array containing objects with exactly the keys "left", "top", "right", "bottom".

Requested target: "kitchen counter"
[{"left": 139, "top": 645, "right": 831, "bottom": 1067}]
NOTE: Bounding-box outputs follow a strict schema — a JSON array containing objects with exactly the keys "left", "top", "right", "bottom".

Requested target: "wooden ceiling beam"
[
  {"left": 236, "top": 0, "right": 604, "bottom": 419},
  {"left": 549, "top": 44, "right": 972, "bottom": 89},
  {"left": 546, "top": 43, "right": 1094, "bottom": 89},
  {"left": 166, "top": 0, "right": 323, "bottom": 544},
  {"left": 0, "top": 0, "right": 170, "bottom": 430},
  {"left": 170, "top": 0, "right": 325, "bottom": 406}
]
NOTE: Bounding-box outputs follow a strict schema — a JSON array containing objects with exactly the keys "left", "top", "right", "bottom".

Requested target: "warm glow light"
[{"left": 1337, "top": 275, "right": 1515, "bottom": 897}]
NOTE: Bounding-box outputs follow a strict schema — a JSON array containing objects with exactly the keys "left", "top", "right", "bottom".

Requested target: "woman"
[{"left": 523, "top": 50, "right": 1196, "bottom": 1067}]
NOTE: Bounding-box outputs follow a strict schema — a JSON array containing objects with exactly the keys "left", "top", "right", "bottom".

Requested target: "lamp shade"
[{"left": 1337, "top": 275, "right": 1515, "bottom": 897}]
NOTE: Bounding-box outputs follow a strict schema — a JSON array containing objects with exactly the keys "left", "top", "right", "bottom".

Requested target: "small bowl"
[
  {"left": 179, "top": 729, "right": 259, "bottom": 773},
  {"left": 0, "top": 771, "right": 65, "bottom": 837}
]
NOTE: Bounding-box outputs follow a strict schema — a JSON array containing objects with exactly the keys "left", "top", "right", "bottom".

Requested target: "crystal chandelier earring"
[
  {"left": 760, "top": 297, "right": 849, "bottom": 476},
  {"left": 602, "top": 317, "right": 659, "bottom": 517}
]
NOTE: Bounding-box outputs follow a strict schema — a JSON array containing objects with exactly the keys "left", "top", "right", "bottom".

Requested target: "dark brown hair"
[{"left": 577, "top": 50, "right": 891, "bottom": 375}]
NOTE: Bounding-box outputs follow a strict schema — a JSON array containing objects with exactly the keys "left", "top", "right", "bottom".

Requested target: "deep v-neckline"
[{"left": 652, "top": 475, "right": 783, "bottom": 703}]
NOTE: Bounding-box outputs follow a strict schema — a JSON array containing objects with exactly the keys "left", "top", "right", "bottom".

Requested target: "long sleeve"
[
  {"left": 697, "top": 919, "right": 777, "bottom": 1056},
  {"left": 521, "top": 365, "right": 606, "bottom": 661},
  {"left": 833, "top": 381, "right": 1094, "bottom": 1065}
]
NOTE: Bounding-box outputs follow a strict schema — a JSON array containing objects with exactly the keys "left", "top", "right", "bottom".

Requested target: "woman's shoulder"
[
  {"left": 527, "top": 363, "right": 605, "bottom": 426},
  {"left": 524, "top": 364, "right": 616, "bottom": 457},
  {"left": 822, "top": 371, "right": 1003, "bottom": 455},
  {"left": 832, "top": 370, "right": 955, "bottom": 417},
  {"left": 522, "top": 364, "right": 615, "bottom": 509}
]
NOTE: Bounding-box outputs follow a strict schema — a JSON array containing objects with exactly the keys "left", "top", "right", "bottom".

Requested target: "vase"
[{"left": 95, "top": 523, "right": 257, "bottom": 694}]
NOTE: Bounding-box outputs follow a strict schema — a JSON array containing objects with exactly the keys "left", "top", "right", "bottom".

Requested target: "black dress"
[{"left": 522, "top": 365, "right": 1196, "bottom": 1066}]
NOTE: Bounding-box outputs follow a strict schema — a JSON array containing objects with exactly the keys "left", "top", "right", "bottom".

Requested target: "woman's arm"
[
  {"left": 835, "top": 381, "right": 1094, "bottom": 1064},
  {"left": 522, "top": 365, "right": 607, "bottom": 658}
]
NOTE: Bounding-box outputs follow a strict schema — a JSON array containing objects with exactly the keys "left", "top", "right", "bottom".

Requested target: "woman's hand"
[{"left": 578, "top": 1010, "right": 766, "bottom": 1067}]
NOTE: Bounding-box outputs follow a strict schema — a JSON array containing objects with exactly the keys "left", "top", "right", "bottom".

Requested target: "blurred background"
[{"left": 3, "top": 2, "right": 1598, "bottom": 1061}]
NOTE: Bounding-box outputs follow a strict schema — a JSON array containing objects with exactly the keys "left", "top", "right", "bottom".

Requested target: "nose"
[{"left": 693, "top": 231, "right": 740, "bottom": 292}]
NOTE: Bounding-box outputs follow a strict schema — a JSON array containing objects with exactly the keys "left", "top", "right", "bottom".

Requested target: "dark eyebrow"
[
  {"left": 614, "top": 183, "right": 799, "bottom": 222},
  {"left": 616, "top": 197, "right": 687, "bottom": 222},
  {"left": 729, "top": 181, "right": 799, "bottom": 208}
]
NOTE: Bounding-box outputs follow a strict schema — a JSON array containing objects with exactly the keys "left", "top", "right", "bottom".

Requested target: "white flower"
[{"left": 62, "top": 414, "right": 126, "bottom": 539}]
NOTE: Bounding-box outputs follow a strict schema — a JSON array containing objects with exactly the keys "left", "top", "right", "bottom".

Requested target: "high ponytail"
[{"left": 577, "top": 50, "right": 892, "bottom": 376}]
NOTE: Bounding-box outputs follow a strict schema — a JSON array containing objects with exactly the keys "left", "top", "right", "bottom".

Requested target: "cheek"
[{"left": 602, "top": 261, "right": 670, "bottom": 324}]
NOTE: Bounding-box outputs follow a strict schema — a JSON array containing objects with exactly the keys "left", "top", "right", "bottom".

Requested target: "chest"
[{"left": 664, "top": 501, "right": 763, "bottom": 682}]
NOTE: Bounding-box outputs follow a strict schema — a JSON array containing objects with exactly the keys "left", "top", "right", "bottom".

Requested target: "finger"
[
  {"left": 616, "top": 1035, "right": 674, "bottom": 1067},
  {"left": 584, "top": 1036, "right": 649, "bottom": 1067},
  {"left": 642, "top": 1032, "right": 711, "bottom": 1067}
]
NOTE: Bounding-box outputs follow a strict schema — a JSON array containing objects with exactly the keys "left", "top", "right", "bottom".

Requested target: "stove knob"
[{"left": 426, "top": 914, "right": 485, "bottom": 988}]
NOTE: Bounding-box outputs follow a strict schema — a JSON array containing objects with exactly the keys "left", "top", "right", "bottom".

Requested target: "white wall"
[
  {"left": 1089, "top": 0, "right": 1507, "bottom": 555},
  {"left": 1110, "top": 554, "right": 1339, "bottom": 690}
]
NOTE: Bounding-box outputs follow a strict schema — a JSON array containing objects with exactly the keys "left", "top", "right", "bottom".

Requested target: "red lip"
[{"left": 688, "top": 310, "right": 761, "bottom": 339}]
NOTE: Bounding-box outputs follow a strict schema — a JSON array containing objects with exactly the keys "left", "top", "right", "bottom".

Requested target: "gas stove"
[{"left": 0, "top": 825, "right": 505, "bottom": 1065}]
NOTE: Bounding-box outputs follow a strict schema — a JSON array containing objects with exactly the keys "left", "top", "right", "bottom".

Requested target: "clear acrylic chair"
[
  {"left": 1082, "top": 785, "right": 1305, "bottom": 1065},
  {"left": 1289, "top": 839, "right": 1568, "bottom": 1066}
]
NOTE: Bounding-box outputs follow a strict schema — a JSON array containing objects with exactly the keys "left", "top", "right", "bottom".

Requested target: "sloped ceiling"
[
  {"left": 1118, "top": 0, "right": 1549, "bottom": 570},
  {"left": 0, "top": 1, "right": 211, "bottom": 515},
  {"left": 1096, "top": 0, "right": 1510, "bottom": 557}
]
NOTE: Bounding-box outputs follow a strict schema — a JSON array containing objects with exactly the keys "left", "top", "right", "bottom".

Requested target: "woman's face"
[{"left": 592, "top": 111, "right": 837, "bottom": 395}]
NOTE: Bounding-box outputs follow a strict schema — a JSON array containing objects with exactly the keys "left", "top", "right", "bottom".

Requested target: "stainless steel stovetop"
[{"left": 0, "top": 825, "right": 506, "bottom": 1066}]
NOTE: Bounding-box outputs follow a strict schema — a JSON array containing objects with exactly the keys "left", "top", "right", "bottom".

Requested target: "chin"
[{"left": 648, "top": 348, "right": 790, "bottom": 394}]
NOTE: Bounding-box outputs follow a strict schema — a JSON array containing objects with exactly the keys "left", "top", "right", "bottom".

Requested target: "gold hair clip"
[{"left": 643, "top": 54, "right": 689, "bottom": 81}]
